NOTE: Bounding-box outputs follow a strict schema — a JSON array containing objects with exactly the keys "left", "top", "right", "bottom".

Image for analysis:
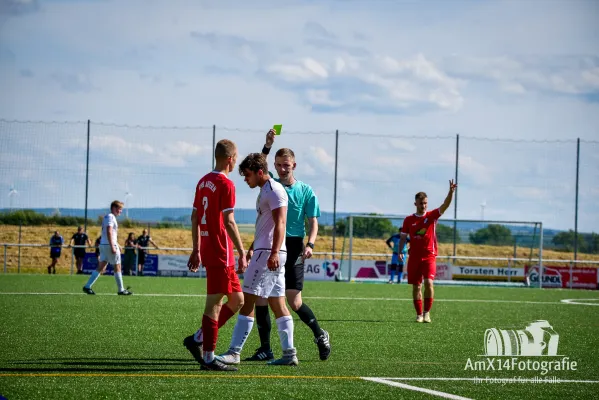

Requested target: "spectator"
[
  {"left": 69, "top": 226, "right": 92, "bottom": 275},
  {"left": 48, "top": 231, "right": 64, "bottom": 274},
  {"left": 94, "top": 236, "right": 101, "bottom": 259},
  {"left": 136, "top": 229, "right": 158, "bottom": 276},
  {"left": 123, "top": 232, "right": 137, "bottom": 276}
]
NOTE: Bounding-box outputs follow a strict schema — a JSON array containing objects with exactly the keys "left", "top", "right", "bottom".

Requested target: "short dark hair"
[
  {"left": 239, "top": 153, "right": 268, "bottom": 175},
  {"left": 415, "top": 192, "right": 427, "bottom": 201}
]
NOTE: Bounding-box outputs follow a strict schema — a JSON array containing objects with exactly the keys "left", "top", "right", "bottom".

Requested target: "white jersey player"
[
  {"left": 217, "top": 153, "right": 298, "bottom": 367},
  {"left": 83, "top": 200, "right": 132, "bottom": 296}
]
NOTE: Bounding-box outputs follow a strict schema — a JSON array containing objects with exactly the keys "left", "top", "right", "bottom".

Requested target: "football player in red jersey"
[
  {"left": 398, "top": 180, "right": 457, "bottom": 323},
  {"left": 183, "top": 139, "right": 248, "bottom": 371}
]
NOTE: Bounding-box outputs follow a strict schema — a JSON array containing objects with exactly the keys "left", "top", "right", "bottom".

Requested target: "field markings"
[
  {"left": 362, "top": 377, "right": 472, "bottom": 400},
  {"left": 1, "top": 291, "right": 599, "bottom": 306},
  {"left": 560, "top": 298, "right": 599, "bottom": 306}
]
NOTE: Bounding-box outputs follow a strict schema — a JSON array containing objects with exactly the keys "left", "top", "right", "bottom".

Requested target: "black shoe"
[
  {"left": 47, "top": 266, "right": 51, "bottom": 274},
  {"left": 183, "top": 335, "right": 204, "bottom": 366},
  {"left": 76, "top": 270, "right": 83, "bottom": 275},
  {"left": 243, "top": 347, "right": 274, "bottom": 362},
  {"left": 315, "top": 330, "right": 331, "bottom": 361},
  {"left": 83, "top": 286, "right": 95, "bottom": 295},
  {"left": 118, "top": 286, "right": 133, "bottom": 295},
  {"left": 201, "top": 358, "right": 238, "bottom": 371}
]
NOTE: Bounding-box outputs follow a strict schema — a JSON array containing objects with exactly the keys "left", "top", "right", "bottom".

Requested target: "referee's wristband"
[
  {"left": 262, "top": 145, "right": 271, "bottom": 155},
  {"left": 306, "top": 242, "right": 314, "bottom": 249}
]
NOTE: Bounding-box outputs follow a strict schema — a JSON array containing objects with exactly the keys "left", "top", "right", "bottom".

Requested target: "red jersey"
[
  {"left": 193, "top": 171, "right": 235, "bottom": 267},
  {"left": 401, "top": 208, "right": 442, "bottom": 258}
]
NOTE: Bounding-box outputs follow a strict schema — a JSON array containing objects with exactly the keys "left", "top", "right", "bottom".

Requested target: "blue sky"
[{"left": 0, "top": 0, "right": 598, "bottom": 231}]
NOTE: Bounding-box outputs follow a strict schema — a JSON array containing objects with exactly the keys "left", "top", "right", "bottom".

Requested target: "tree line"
[{"left": 332, "top": 215, "right": 599, "bottom": 254}]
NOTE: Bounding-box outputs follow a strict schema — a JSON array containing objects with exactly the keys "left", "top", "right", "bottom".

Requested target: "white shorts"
[
  {"left": 243, "top": 250, "right": 287, "bottom": 298},
  {"left": 99, "top": 244, "right": 121, "bottom": 265}
]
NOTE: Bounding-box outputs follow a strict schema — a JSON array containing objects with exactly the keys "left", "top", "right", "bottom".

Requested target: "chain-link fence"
[{"left": 1, "top": 119, "right": 598, "bottom": 259}]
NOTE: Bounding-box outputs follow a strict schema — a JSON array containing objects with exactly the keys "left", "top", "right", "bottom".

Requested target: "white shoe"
[
  {"left": 215, "top": 349, "right": 240, "bottom": 365},
  {"left": 267, "top": 348, "right": 299, "bottom": 366},
  {"left": 423, "top": 312, "right": 431, "bottom": 323},
  {"left": 416, "top": 314, "right": 424, "bottom": 323}
]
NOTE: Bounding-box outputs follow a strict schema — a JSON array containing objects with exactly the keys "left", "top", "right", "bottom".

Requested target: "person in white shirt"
[
  {"left": 83, "top": 200, "right": 133, "bottom": 295},
  {"left": 217, "top": 153, "right": 298, "bottom": 367}
]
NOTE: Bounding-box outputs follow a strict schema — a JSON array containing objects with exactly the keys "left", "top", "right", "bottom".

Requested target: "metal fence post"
[
  {"left": 348, "top": 216, "right": 354, "bottom": 282},
  {"left": 569, "top": 260, "right": 573, "bottom": 289},
  {"left": 84, "top": 119, "right": 91, "bottom": 232},
  {"left": 18, "top": 222, "right": 22, "bottom": 274},
  {"left": 332, "top": 129, "right": 339, "bottom": 254},
  {"left": 212, "top": 124, "right": 216, "bottom": 170},
  {"left": 538, "top": 223, "right": 544, "bottom": 289},
  {"left": 453, "top": 133, "right": 459, "bottom": 257},
  {"left": 574, "top": 138, "right": 580, "bottom": 261},
  {"left": 3, "top": 244, "right": 6, "bottom": 273}
]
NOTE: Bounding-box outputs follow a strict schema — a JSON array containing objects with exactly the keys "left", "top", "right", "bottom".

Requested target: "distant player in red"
[
  {"left": 183, "top": 139, "right": 248, "bottom": 372},
  {"left": 398, "top": 180, "right": 457, "bottom": 323}
]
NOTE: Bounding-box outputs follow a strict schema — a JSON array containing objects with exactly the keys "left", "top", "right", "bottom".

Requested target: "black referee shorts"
[{"left": 284, "top": 237, "right": 305, "bottom": 291}]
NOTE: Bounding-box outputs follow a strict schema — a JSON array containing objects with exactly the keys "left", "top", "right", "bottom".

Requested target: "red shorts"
[
  {"left": 407, "top": 255, "right": 436, "bottom": 285},
  {"left": 205, "top": 265, "right": 242, "bottom": 295}
]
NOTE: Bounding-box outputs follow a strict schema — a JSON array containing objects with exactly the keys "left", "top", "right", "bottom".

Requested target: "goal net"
[{"left": 337, "top": 214, "right": 545, "bottom": 287}]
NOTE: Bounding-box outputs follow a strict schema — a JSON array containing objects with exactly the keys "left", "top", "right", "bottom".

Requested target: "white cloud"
[
  {"left": 582, "top": 68, "right": 599, "bottom": 88},
  {"left": 267, "top": 58, "right": 329, "bottom": 82},
  {"left": 308, "top": 146, "right": 335, "bottom": 169},
  {"left": 305, "top": 89, "right": 339, "bottom": 107}
]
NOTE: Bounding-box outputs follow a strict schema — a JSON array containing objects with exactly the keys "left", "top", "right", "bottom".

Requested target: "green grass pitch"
[{"left": 0, "top": 275, "right": 598, "bottom": 399}]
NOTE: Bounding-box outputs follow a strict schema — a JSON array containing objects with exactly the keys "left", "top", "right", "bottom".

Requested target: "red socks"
[
  {"left": 201, "top": 315, "right": 218, "bottom": 353},
  {"left": 424, "top": 297, "right": 434, "bottom": 313},
  {"left": 218, "top": 304, "right": 235, "bottom": 328},
  {"left": 414, "top": 299, "right": 423, "bottom": 315}
]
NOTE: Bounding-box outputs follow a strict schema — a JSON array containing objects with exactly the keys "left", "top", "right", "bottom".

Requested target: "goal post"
[{"left": 337, "top": 214, "right": 544, "bottom": 287}]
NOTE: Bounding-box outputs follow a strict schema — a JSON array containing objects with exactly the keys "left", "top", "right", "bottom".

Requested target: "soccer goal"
[{"left": 337, "top": 214, "right": 545, "bottom": 287}]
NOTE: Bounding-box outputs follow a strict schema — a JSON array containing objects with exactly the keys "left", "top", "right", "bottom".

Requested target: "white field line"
[
  {"left": 0, "top": 292, "right": 598, "bottom": 306},
  {"left": 362, "top": 377, "right": 473, "bottom": 400},
  {"left": 560, "top": 298, "right": 599, "bottom": 306},
  {"left": 373, "top": 377, "right": 599, "bottom": 384}
]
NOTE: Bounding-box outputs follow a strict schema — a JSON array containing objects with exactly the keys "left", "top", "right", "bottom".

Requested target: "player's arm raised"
[
  {"left": 188, "top": 208, "right": 201, "bottom": 272},
  {"left": 223, "top": 210, "right": 247, "bottom": 273},
  {"left": 261, "top": 129, "right": 276, "bottom": 158},
  {"left": 268, "top": 206, "right": 287, "bottom": 271},
  {"left": 439, "top": 179, "right": 458, "bottom": 215}
]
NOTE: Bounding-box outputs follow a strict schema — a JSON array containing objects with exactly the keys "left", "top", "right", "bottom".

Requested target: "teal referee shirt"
[{"left": 269, "top": 172, "right": 320, "bottom": 238}]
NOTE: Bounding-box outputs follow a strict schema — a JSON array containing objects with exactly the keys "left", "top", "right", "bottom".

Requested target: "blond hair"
[
  {"left": 275, "top": 148, "right": 295, "bottom": 160},
  {"left": 111, "top": 200, "right": 124, "bottom": 210}
]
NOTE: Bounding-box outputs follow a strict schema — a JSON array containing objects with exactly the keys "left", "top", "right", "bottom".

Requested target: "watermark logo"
[
  {"left": 484, "top": 320, "right": 559, "bottom": 356},
  {"left": 465, "top": 320, "right": 578, "bottom": 379}
]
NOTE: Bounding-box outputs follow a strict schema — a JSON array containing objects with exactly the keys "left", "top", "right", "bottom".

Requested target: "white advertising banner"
[
  {"left": 157, "top": 254, "right": 206, "bottom": 278},
  {"left": 452, "top": 265, "right": 525, "bottom": 281}
]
